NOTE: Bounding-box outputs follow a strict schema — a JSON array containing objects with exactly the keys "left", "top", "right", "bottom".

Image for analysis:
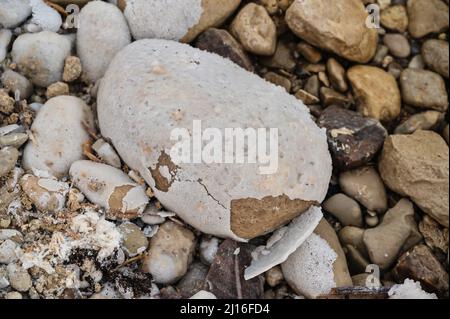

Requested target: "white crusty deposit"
[{"left": 98, "top": 39, "right": 332, "bottom": 241}]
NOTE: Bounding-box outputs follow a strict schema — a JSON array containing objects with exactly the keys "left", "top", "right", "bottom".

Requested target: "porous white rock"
[
  {"left": 199, "top": 236, "right": 220, "bottom": 265},
  {"left": 70, "top": 160, "right": 149, "bottom": 220},
  {"left": 119, "top": 0, "right": 241, "bottom": 42},
  {"left": 29, "top": 0, "right": 62, "bottom": 32},
  {"left": 0, "top": 0, "right": 31, "bottom": 28},
  {"left": 0, "top": 29, "right": 12, "bottom": 63},
  {"left": 244, "top": 206, "right": 323, "bottom": 280},
  {"left": 98, "top": 39, "right": 332, "bottom": 241},
  {"left": 23, "top": 96, "right": 94, "bottom": 178},
  {"left": 190, "top": 290, "right": 217, "bottom": 299},
  {"left": 77, "top": 1, "right": 131, "bottom": 82},
  {"left": 12, "top": 31, "right": 73, "bottom": 87},
  {"left": 282, "top": 219, "right": 352, "bottom": 299},
  {"left": 282, "top": 232, "right": 337, "bottom": 299},
  {"left": 388, "top": 279, "right": 437, "bottom": 299}
]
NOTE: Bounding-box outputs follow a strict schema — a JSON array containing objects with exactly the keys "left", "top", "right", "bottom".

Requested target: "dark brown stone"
[
  {"left": 205, "top": 239, "right": 264, "bottom": 299},
  {"left": 317, "top": 106, "right": 387, "bottom": 170},
  {"left": 394, "top": 245, "right": 449, "bottom": 297},
  {"left": 195, "top": 28, "right": 254, "bottom": 72}
]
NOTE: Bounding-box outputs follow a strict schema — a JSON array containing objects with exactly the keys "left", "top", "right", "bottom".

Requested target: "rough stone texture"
[
  {"left": 120, "top": 0, "right": 241, "bottom": 43},
  {"left": 11, "top": 31, "right": 73, "bottom": 87},
  {"left": 176, "top": 262, "right": 209, "bottom": 298},
  {"left": 230, "top": 3, "right": 277, "bottom": 56},
  {"left": 363, "top": 199, "right": 422, "bottom": 270},
  {"left": 205, "top": 239, "right": 264, "bottom": 299},
  {"left": 317, "top": 106, "right": 387, "bottom": 170},
  {"left": 194, "top": 28, "right": 254, "bottom": 72},
  {"left": 20, "top": 174, "right": 69, "bottom": 212},
  {"left": 347, "top": 65, "right": 401, "bottom": 122},
  {"left": 23, "top": 96, "right": 94, "bottom": 178},
  {"left": 142, "top": 221, "right": 196, "bottom": 284},
  {"left": 394, "top": 245, "right": 449, "bottom": 297},
  {"left": 339, "top": 166, "right": 388, "bottom": 213},
  {"left": 327, "top": 58, "right": 347, "bottom": 93},
  {"left": 77, "top": 1, "right": 131, "bottom": 82},
  {"left": 282, "top": 219, "right": 352, "bottom": 299},
  {"left": 400, "top": 68, "right": 448, "bottom": 112},
  {"left": 379, "top": 131, "right": 449, "bottom": 227},
  {"left": 98, "top": 39, "right": 332, "bottom": 240},
  {"left": 407, "top": 0, "right": 449, "bottom": 38},
  {"left": 70, "top": 160, "right": 149, "bottom": 220},
  {"left": 419, "top": 216, "right": 449, "bottom": 254},
  {"left": 421, "top": 39, "right": 449, "bottom": 78},
  {"left": 0, "top": 0, "right": 31, "bottom": 28},
  {"left": 380, "top": 5, "right": 409, "bottom": 33},
  {"left": 285, "top": 0, "right": 378, "bottom": 63}
]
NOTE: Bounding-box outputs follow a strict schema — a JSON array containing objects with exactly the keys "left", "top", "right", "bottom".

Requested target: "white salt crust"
[
  {"left": 388, "top": 279, "right": 438, "bottom": 299},
  {"left": 282, "top": 233, "right": 337, "bottom": 299}
]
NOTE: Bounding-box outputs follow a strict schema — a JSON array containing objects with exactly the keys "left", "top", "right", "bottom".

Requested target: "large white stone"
[
  {"left": 77, "top": 1, "right": 131, "bottom": 82},
  {"left": 23, "top": 96, "right": 94, "bottom": 178},
  {"left": 98, "top": 39, "right": 332, "bottom": 241}
]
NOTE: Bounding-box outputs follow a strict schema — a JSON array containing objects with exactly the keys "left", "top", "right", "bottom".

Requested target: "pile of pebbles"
[{"left": 0, "top": 0, "right": 448, "bottom": 299}]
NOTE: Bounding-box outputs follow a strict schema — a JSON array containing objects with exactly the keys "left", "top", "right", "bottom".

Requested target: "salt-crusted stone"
[
  {"left": 282, "top": 219, "right": 352, "bottom": 299},
  {"left": 70, "top": 160, "right": 149, "bottom": 220},
  {"left": 389, "top": 279, "right": 437, "bottom": 299},
  {"left": 1, "top": 70, "right": 34, "bottom": 100},
  {"left": 23, "top": 96, "right": 94, "bottom": 178},
  {"left": 119, "top": 0, "right": 241, "bottom": 43},
  {"left": 20, "top": 174, "right": 69, "bottom": 212},
  {"left": 98, "top": 39, "right": 332, "bottom": 241},
  {"left": 77, "top": 1, "right": 131, "bottom": 82}
]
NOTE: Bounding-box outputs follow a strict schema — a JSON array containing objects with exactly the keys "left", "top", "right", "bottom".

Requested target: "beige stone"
[
  {"left": 379, "top": 131, "right": 449, "bottom": 227},
  {"left": 363, "top": 199, "right": 422, "bottom": 269},
  {"left": 348, "top": 65, "right": 401, "bottom": 122},
  {"left": 407, "top": 0, "right": 449, "bottom": 38},
  {"left": 230, "top": 3, "right": 277, "bottom": 55},
  {"left": 142, "top": 221, "right": 196, "bottom": 284},
  {"left": 380, "top": 5, "right": 409, "bottom": 33},
  {"left": 285, "top": 0, "right": 378, "bottom": 63}
]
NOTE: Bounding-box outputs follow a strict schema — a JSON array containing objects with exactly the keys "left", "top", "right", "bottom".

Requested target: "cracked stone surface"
[{"left": 97, "top": 39, "right": 332, "bottom": 241}]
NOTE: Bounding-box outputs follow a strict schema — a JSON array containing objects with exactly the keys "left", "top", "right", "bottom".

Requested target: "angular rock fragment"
[{"left": 318, "top": 106, "right": 387, "bottom": 170}]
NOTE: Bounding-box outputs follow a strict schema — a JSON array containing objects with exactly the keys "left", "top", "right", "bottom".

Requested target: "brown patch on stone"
[
  {"left": 117, "top": 0, "right": 127, "bottom": 11},
  {"left": 108, "top": 184, "right": 139, "bottom": 220},
  {"left": 230, "top": 195, "right": 318, "bottom": 239},
  {"left": 149, "top": 151, "right": 178, "bottom": 192}
]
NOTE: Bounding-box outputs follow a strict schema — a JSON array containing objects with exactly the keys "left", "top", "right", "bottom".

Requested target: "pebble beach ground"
[{"left": 0, "top": 0, "right": 449, "bottom": 300}]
